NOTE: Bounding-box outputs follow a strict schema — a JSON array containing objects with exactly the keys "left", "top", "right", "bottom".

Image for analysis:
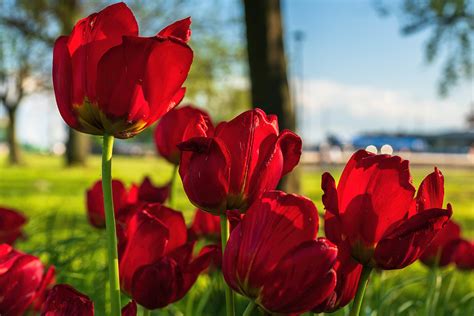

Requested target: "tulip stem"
[
  {"left": 220, "top": 213, "right": 235, "bottom": 316},
  {"left": 243, "top": 301, "right": 257, "bottom": 316},
  {"left": 102, "top": 134, "right": 122, "bottom": 315},
  {"left": 349, "top": 265, "right": 372, "bottom": 316},
  {"left": 142, "top": 308, "right": 151, "bottom": 316}
]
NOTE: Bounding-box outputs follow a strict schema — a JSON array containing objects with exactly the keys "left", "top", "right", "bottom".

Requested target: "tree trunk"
[
  {"left": 6, "top": 107, "right": 22, "bottom": 165},
  {"left": 66, "top": 128, "right": 89, "bottom": 166},
  {"left": 60, "top": 0, "right": 90, "bottom": 166},
  {"left": 243, "top": 0, "right": 300, "bottom": 193}
]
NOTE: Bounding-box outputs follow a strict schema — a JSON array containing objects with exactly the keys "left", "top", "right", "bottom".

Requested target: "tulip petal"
[
  {"left": 122, "top": 300, "right": 137, "bottom": 316},
  {"left": 214, "top": 109, "right": 279, "bottom": 196},
  {"left": 31, "top": 265, "right": 56, "bottom": 312},
  {"left": 452, "top": 239, "right": 474, "bottom": 270},
  {"left": 0, "top": 207, "right": 26, "bottom": 245},
  {"left": 223, "top": 191, "right": 318, "bottom": 298},
  {"left": 374, "top": 207, "right": 452, "bottom": 269},
  {"left": 416, "top": 167, "right": 444, "bottom": 212},
  {"left": 144, "top": 39, "right": 193, "bottom": 120},
  {"left": 259, "top": 239, "right": 338, "bottom": 314},
  {"left": 137, "top": 177, "right": 170, "bottom": 203},
  {"left": 178, "top": 137, "right": 231, "bottom": 214},
  {"left": 52, "top": 36, "right": 78, "bottom": 129},
  {"left": 0, "top": 247, "right": 44, "bottom": 315},
  {"left": 420, "top": 220, "right": 461, "bottom": 266},
  {"left": 337, "top": 150, "right": 416, "bottom": 245},
  {"left": 131, "top": 257, "right": 182, "bottom": 309},
  {"left": 278, "top": 130, "right": 303, "bottom": 175},
  {"left": 119, "top": 210, "right": 169, "bottom": 294},
  {"left": 67, "top": 2, "right": 138, "bottom": 105},
  {"left": 158, "top": 17, "right": 192, "bottom": 43},
  {"left": 41, "top": 284, "right": 94, "bottom": 316}
]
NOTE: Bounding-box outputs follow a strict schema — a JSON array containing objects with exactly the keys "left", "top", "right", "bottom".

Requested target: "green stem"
[
  {"left": 169, "top": 164, "right": 179, "bottom": 208},
  {"left": 102, "top": 134, "right": 121, "bottom": 315},
  {"left": 242, "top": 301, "right": 257, "bottom": 316},
  {"left": 349, "top": 266, "right": 372, "bottom": 316},
  {"left": 142, "top": 307, "right": 151, "bottom": 316},
  {"left": 220, "top": 214, "right": 235, "bottom": 316}
]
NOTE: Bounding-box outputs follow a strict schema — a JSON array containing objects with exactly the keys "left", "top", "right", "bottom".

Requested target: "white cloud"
[{"left": 294, "top": 79, "right": 469, "bottom": 144}]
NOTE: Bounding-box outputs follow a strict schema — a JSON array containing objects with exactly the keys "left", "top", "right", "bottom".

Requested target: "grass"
[{"left": 0, "top": 153, "right": 473, "bottom": 315}]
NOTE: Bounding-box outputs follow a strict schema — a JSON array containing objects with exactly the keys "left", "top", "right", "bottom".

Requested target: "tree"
[
  {"left": 1, "top": 0, "right": 90, "bottom": 165},
  {"left": 243, "top": 0, "right": 300, "bottom": 192},
  {"left": 376, "top": 0, "right": 473, "bottom": 96}
]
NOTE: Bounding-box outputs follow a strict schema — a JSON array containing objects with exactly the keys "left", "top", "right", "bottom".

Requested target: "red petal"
[
  {"left": 0, "top": 247, "right": 44, "bottom": 315},
  {"left": 131, "top": 257, "right": 182, "bottom": 309},
  {"left": 453, "top": 239, "right": 474, "bottom": 270},
  {"left": 86, "top": 179, "right": 129, "bottom": 228},
  {"left": 260, "top": 239, "right": 337, "bottom": 314},
  {"left": 178, "top": 137, "right": 231, "bottom": 214},
  {"left": 245, "top": 129, "right": 302, "bottom": 206},
  {"left": 137, "top": 177, "right": 170, "bottom": 204},
  {"left": 41, "top": 284, "right": 93, "bottom": 316},
  {"left": 189, "top": 209, "right": 221, "bottom": 240},
  {"left": 96, "top": 36, "right": 154, "bottom": 122},
  {"left": 337, "top": 150, "right": 416, "bottom": 246},
  {"left": 158, "top": 17, "right": 192, "bottom": 43},
  {"left": 416, "top": 167, "right": 444, "bottom": 212},
  {"left": 144, "top": 39, "right": 193, "bottom": 121},
  {"left": 420, "top": 220, "right": 461, "bottom": 266},
  {"left": 215, "top": 109, "right": 279, "bottom": 197},
  {"left": 0, "top": 207, "right": 27, "bottom": 245},
  {"left": 31, "top": 265, "right": 56, "bottom": 312},
  {"left": 374, "top": 207, "right": 452, "bottom": 269},
  {"left": 154, "top": 105, "right": 213, "bottom": 164},
  {"left": 67, "top": 2, "right": 138, "bottom": 105},
  {"left": 119, "top": 210, "right": 169, "bottom": 294},
  {"left": 145, "top": 204, "right": 187, "bottom": 253},
  {"left": 223, "top": 191, "right": 318, "bottom": 298},
  {"left": 52, "top": 36, "right": 78, "bottom": 129},
  {"left": 121, "top": 300, "right": 137, "bottom": 316}
]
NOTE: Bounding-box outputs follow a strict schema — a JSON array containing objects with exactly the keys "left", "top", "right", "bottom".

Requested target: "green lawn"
[{"left": 0, "top": 154, "right": 473, "bottom": 315}]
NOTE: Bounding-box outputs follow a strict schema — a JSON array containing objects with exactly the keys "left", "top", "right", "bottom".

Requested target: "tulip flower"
[
  {"left": 41, "top": 284, "right": 137, "bottom": 315},
  {"left": 178, "top": 108, "right": 302, "bottom": 214},
  {"left": 52, "top": 3, "right": 193, "bottom": 139},
  {"left": 312, "top": 243, "right": 362, "bottom": 313},
  {"left": 137, "top": 176, "right": 170, "bottom": 204},
  {"left": 420, "top": 220, "right": 461, "bottom": 267},
  {"left": 118, "top": 204, "right": 215, "bottom": 310},
  {"left": 222, "top": 191, "right": 337, "bottom": 315},
  {"left": 154, "top": 105, "right": 214, "bottom": 165},
  {"left": 0, "top": 207, "right": 27, "bottom": 245},
  {"left": 86, "top": 179, "right": 137, "bottom": 228},
  {"left": 322, "top": 150, "right": 452, "bottom": 270},
  {"left": 0, "top": 244, "right": 54, "bottom": 316},
  {"left": 452, "top": 239, "right": 474, "bottom": 270},
  {"left": 188, "top": 209, "right": 221, "bottom": 241},
  {"left": 322, "top": 150, "right": 452, "bottom": 316}
]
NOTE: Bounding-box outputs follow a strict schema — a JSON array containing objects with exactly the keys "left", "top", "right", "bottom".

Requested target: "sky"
[
  {"left": 4, "top": 0, "right": 473, "bottom": 148},
  {"left": 283, "top": 0, "right": 473, "bottom": 144}
]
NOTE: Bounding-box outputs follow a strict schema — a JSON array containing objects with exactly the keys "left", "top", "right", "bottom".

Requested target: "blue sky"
[
  {"left": 283, "top": 0, "right": 472, "bottom": 144},
  {"left": 5, "top": 0, "right": 473, "bottom": 148}
]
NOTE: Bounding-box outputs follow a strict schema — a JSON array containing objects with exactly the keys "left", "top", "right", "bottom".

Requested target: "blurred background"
[
  {"left": 0, "top": 0, "right": 473, "bottom": 315},
  {"left": 0, "top": 0, "right": 473, "bottom": 165}
]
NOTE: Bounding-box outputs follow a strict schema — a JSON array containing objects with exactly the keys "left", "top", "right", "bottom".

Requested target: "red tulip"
[
  {"left": 452, "top": 239, "right": 474, "bottom": 270},
  {"left": 31, "top": 266, "right": 56, "bottom": 312},
  {"left": 222, "top": 191, "right": 337, "bottom": 314},
  {"left": 179, "top": 108, "right": 302, "bottom": 214},
  {"left": 312, "top": 243, "right": 362, "bottom": 313},
  {"left": 86, "top": 179, "right": 137, "bottom": 228},
  {"left": 52, "top": 3, "right": 193, "bottom": 138},
  {"left": 137, "top": 176, "right": 170, "bottom": 204},
  {"left": 420, "top": 220, "right": 461, "bottom": 267},
  {"left": 0, "top": 207, "right": 27, "bottom": 245},
  {"left": 118, "top": 204, "right": 214, "bottom": 309},
  {"left": 41, "top": 284, "right": 94, "bottom": 316},
  {"left": 41, "top": 284, "right": 137, "bottom": 315},
  {"left": 322, "top": 150, "right": 452, "bottom": 270},
  {"left": 188, "top": 209, "right": 221, "bottom": 241},
  {"left": 0, "top": 244, "right": 53, "bottom": 316},
  {"left": 154, "top": 105, "right": 214, "bottom": 164}
]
